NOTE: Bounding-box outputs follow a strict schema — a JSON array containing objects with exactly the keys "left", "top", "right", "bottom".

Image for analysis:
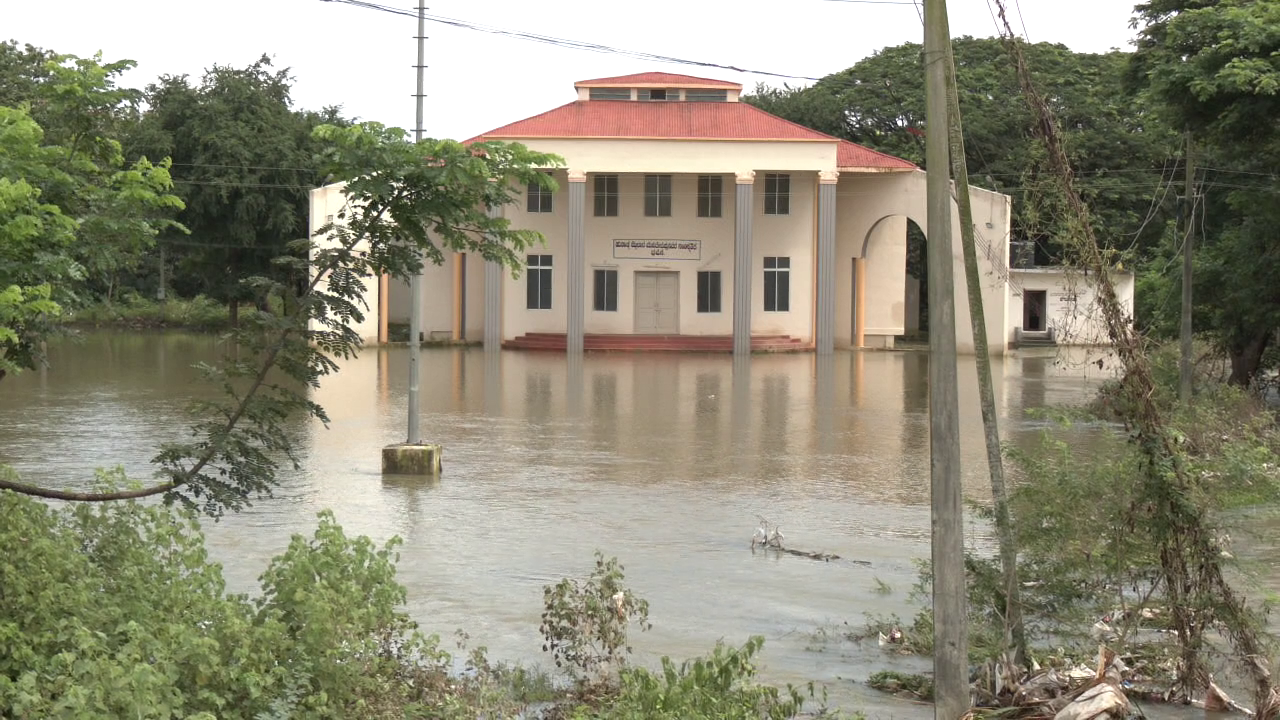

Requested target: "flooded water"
[{"left": 0, "top": 331, "right": 1244, "bottom": 718}]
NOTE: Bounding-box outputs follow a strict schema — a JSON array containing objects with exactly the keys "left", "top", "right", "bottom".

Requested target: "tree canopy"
[
  {"left": 745, "top": 37, "right": 1179, "bottom": 266},
  {"left": 0, "top": 43, "right": 184, "bottom": 377},
  {"left": 1131, "top": 0, "right": 1280, "bottom": 384},
  {"left": 127, "top": 56, "right": 339, "bottom": 321}
]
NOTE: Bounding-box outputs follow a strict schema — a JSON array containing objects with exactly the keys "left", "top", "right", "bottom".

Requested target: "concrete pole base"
[{"left": 381, "top": 443, "right": 442, "bottom": 475}]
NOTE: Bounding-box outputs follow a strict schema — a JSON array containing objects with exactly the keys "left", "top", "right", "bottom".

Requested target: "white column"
[
  {"left": 566, "top": 170, "right": 587, "bottom": 355},
  {"left": 816, "top": 170, "right": 839, "bottom": 354},
  {"left": 732, "top": 171, "right": 755, "bottom": 356}
]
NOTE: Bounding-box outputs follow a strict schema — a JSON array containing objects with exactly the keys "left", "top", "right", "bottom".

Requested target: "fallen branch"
[{"left": 748, "top": 519, "right": 868, "bottom": 565}]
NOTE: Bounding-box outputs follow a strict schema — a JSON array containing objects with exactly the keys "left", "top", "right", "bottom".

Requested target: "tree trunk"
[
  {"left": 1228, "top": 330, "right": 1271, "bottom": 387},
  {"left": 229, "top": 299, "right": 240, "bottom": 329}
]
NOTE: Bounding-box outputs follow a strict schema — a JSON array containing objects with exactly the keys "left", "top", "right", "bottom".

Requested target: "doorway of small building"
[
  {"left": 1023, "top": 290, "right": 1047, "bottom": 332},
  {"left": 634, "top": 271, "right": 679, "bottom": 333}
]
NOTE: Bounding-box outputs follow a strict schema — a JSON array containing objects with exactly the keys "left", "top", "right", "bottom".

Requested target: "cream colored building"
[{"left": 311, "top": 71, "right": 1128, "bottom": 355}]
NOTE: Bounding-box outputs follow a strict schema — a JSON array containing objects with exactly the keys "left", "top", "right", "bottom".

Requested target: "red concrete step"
[{"left": 503, "top": 333, "right": 810, "bottom": 353}]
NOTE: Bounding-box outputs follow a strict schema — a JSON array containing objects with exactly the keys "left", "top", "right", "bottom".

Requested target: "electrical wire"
[{"left": 319, "top": 0, "right": 823, "bottom": 81}]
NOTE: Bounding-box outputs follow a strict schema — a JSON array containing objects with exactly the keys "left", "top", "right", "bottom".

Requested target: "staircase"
[
  {"left": 503, "top": 333, "right": 808, "bottom": 353},
  {"left": 1014, "top": 328, "right": 1058, "bottom": 348}
]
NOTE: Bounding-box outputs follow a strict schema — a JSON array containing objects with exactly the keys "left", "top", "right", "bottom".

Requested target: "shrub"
[{"left": 540, "top": 552, "right": 651, "bottom": 687}]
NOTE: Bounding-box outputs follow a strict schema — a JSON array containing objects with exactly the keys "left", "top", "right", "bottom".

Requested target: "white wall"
[
  {"left": 463, "top": 251, "right": 487, "bottom": 341},
  {"left": 582, "top": 173, "right": 737, "bottom": 336},
  {"left": 1008, "top": 269, "right": 1135, "bottom": 346},
  {"left": 503, "top": 138, "right": 838, "bottom": 174},
  {"left": 501, "top": 171, "right": 818, "bottom": 341},
  {"left": 386, "top": 259, "right": 455, "bottom": 340},
  {"left": 751, "top": 173, "right": 815, "bottom": 340},
  {"left": 860, "top": 215, "right": 908, "bottom": 339},
  {"left": 502, "top": 169, "right": 569, "bottom": 336},
  {"left": 834, "top": 170, "right": 1012, "bottom": 355},
  {"left": 309, "top": 182, "right": 379, "bottom": 344}
]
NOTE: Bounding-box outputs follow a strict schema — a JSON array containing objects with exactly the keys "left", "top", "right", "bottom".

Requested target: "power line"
[{"left": 319, "top": 0, "right": 822, "bottom": 81}]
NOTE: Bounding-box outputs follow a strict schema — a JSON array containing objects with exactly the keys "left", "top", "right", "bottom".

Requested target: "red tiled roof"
[
  {"left": 837, "top": 140, "right": 917, "bottom": 171},
  {"left": 471, "top": 100, "right": 818, "bottom": 142},
  {"left": 465, "top": 99, "right": 917, "bottom": 171},
  {"left": 574, "top": 72, "right": 741, "bottom": 89}
]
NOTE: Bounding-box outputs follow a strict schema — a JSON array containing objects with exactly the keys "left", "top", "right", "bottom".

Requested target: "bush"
[
  {"left": 576, "top": 637, "right": 812, "bottom": 720},
  {"left": 1, "top": 470, "right": 829, "bottom": 719},
  {"left": 0, "top": 470, "right": 479, "bottom": 719},
  {"left": 540, "top": 552, "right": 651, "bottom": 688}
]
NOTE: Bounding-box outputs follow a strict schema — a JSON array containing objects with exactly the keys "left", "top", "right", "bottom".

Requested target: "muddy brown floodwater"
[{"left": 2, "top": 330, "right": 1263, "bottom": 718}]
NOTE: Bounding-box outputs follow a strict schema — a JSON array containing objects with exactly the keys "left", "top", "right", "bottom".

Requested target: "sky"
[{"left": 8, "top": 0, "right": 1141, "bottom": 141}]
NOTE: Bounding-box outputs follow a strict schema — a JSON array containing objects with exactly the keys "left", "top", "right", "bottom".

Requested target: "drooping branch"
[
  {"left": 0, "top": 195, "right": 397, "bottom": 504},
  {"left": 989, "top": 1, "right": 1278, "bottom": 714}
]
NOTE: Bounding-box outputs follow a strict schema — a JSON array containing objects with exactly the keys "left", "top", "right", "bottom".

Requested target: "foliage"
[
  {"left": 1131, "top": 0, "right": 1280, "bottom": 386},
  {"left": 573, "top": 637, "right": 813, "bottom": 720},
  {"left": 1, "top": 121, "right": 558, "bottom": 515},
  {"left": 540, "top": 552, "right": 652, "bottom": 686},
  {"left": 66, "top": 292, "right": 236, "bottom": 330},
  {"left": 744, "top": 37, "right": 1178, "bottom": 264},
  {"left": 0, "top": 473, "right": 569, "bottom": 719},
  {"left": 867, "top": 671, "right": 933, "bottom": 701},
  {"left": 0, "top": 48, "right": 184, "bottom": 376},
  {"left": 1, "top": 477, "right": 821, "bottom": 719},
  {"left": 966, "top": 382, "right": 1277, "bottom": 660},
  {"left": 128, "top": 57, "right": 337, "bottom": 319}
]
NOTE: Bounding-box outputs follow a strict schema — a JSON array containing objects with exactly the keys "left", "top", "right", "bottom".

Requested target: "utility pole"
[
  {"left": 407, "top": 0, "right": 427, "bottom": 444},
  {"left": 1179, "top": 133, "right": 1195, "bottom": 404},
  {"left": 924, "top": 0, "right": 968, "bottom": 717}
]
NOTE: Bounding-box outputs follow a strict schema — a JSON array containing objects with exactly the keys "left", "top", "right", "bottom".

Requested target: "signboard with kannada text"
[{"left": 612, "top": 239, "right": 701, "bottom": 261}]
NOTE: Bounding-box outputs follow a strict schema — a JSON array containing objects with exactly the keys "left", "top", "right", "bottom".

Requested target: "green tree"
[
  {"left": 1131, "top": 0, "right": 1280, "bottom": 385},
  {"left": 0, "top": 49, "right": 183, "bottom": 377},
  {"left": 130, "top": 57, "right": 324, "bottom": 324},
  {"left": 0, "top": 122, "right": 558, "bottom": 514},
  {"left": 745, "top": 37, "right": 1179, "bottom": 262}
]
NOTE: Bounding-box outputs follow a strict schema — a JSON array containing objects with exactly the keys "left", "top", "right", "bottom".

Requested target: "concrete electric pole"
[{"left": 924, "top": 0, "right": 969, "bottom": 716}]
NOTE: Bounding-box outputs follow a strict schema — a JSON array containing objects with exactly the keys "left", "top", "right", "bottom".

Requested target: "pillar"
[
  {"left": 733, "top": 171, "right": 755, "bottom": 356},
  {"left": 816, "top": 170, "right": 839, "bottom": 354},
  {"left": 567, "top": 170, "right": 587, "bottom": 355},
  {"left": 854, "top": 257, "right": 867, "bottom": 348},
  {"left": 483, "top": 204, "right": 504, "bottom": 350},
  {"left": 377, "top": 273, "right": 389, "bottom": 344},
  {"left": 451, "top": 254, "right": 464, "bottom": 341}
]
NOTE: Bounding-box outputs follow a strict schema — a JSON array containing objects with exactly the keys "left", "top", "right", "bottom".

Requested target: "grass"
[
  {"left": 66, "top": 294, "right": 230, "bottom": 330},
  {"left": 867, "top": 671, "right": 933, "bottom": 701},
  {"left": 62, "top": 294, "right": 285, "bottom": 331}
]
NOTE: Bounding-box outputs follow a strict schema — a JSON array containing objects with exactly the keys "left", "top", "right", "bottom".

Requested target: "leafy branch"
[{"left": 0, "top": 123, "right": 561, "bottom": 516}]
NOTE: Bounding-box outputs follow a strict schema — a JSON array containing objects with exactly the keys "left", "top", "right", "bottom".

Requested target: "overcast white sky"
[{"left": 9, "top": 0, "right": 1139, "bottom": 141}]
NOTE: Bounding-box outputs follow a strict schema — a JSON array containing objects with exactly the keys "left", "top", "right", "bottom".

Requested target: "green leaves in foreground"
[{"left": 0, "top": 472, "right": 452, "bottom": 719}]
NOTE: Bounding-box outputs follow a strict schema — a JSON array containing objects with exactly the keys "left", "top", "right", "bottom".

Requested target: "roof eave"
[
  {"left": 838, "top": 166, "right": 918, "bottom": 173},
  {"left": 574, "top": 81, "right": 743, "bottom": 90}
]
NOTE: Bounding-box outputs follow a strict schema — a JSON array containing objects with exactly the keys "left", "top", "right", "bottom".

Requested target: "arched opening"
[{"left": 838, "top": 214, "right": 927, "bottom": 349}]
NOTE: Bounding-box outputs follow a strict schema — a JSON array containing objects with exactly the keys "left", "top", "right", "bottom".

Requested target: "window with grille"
[
  {"left": 526, "top": 254, "right": 553, "bottom": 310},
  {"left": 697, "top": 175, "right": 722, "bottom": 218},
  {"left": 644, "top": 174, "right": 672, "bottom": 217},
  {"left": 640, "top": 88, "right": 675, "bottom": 101},
  {"left": 764, "top": 173, "right": 790, "bottom": 215},
  {"left": 763, "top": 256, "right": 790, "bottom": 312},
  {"left": 697, "top": 271, "right": 721, "bottom": 313},
  {"left": 593, "top": 174, "right": 619, "bottom": 217},
  {"left": 589, "top": 88, "right": 630, "bottom": 100},
  {"left": 685, "top": 89, "right": 728, "bottom": 102},
  {"left": 526, "top": 172, "right": 553, "bottom": 213},
  {"left": 593, "top": 269, "right": 618, "bottom": 312}
]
